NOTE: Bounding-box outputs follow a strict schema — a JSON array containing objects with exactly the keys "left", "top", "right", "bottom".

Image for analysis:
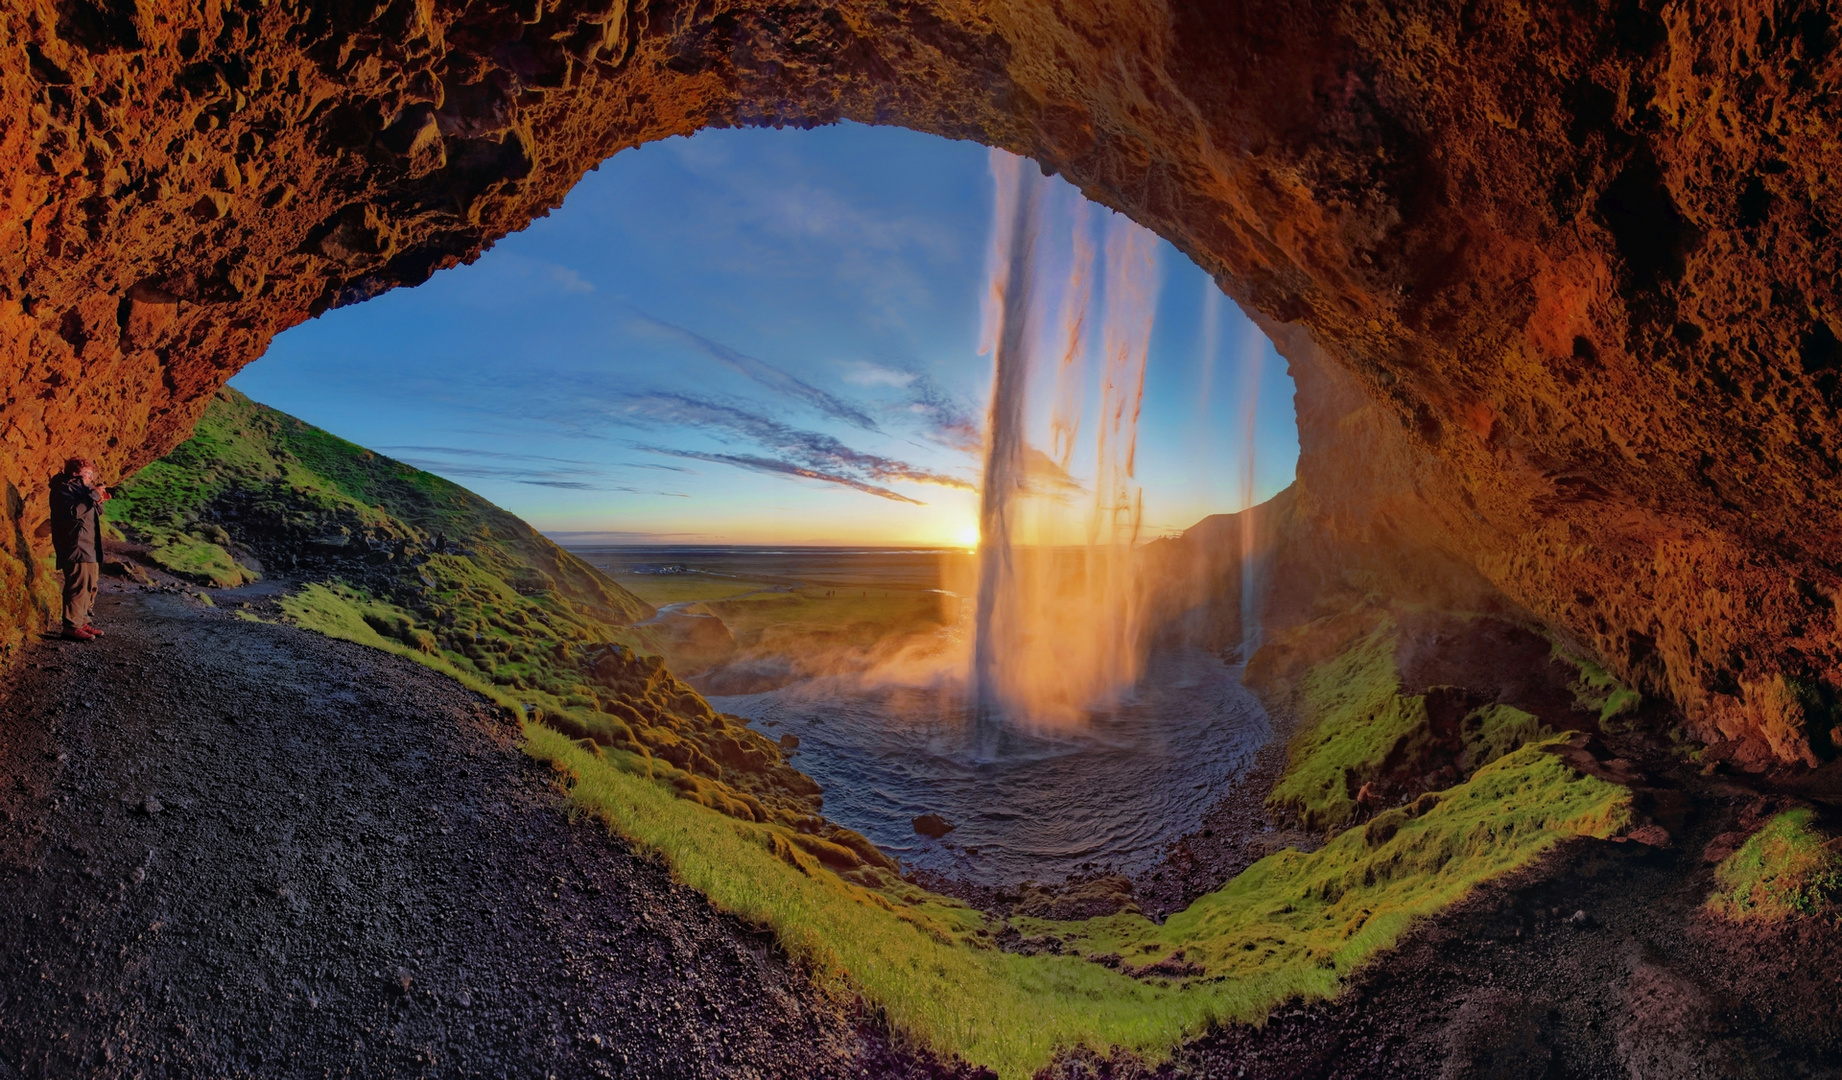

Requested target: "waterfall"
[
  {"left": 971, "top": 151, "right": 1163, "bottom": 751},
  {"left": 1235, "top": 320, "right": 1268, "bottom": 663},
  {"left": 970, "top": 152, "right": 1041, "bottom": 753}
]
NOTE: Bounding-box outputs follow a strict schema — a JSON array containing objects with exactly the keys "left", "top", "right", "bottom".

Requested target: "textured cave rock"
[{"left": 4, "top": 0, "right": 1841, "bottom": 765}]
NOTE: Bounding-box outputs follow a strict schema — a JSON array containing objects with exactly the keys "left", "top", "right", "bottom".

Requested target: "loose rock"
[{"left": 912, "top": 813, "right": 955, "bottom": 839}]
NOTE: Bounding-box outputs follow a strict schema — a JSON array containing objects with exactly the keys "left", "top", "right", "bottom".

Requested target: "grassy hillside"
[
  {"left": 112, "top": 387, "right": 649, "bottom": 625},
  {"left": 529, "top": 726, "right": 1629, "bottom": 1076},
  {"left": 110, "top": 389, "right": 885, "bottom": 858},
  {"left": 1248, "top": 606, "right": 1642, "bottom": 832}
]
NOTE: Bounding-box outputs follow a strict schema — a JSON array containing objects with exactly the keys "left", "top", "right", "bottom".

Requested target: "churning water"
[{"left": 711, "top": 645, "right": 1271, "bottom": 886}]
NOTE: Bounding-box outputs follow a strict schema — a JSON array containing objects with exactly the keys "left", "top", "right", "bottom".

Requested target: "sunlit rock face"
[{"left": 3, "top": 0, "right": 1840, "bottom": 763}]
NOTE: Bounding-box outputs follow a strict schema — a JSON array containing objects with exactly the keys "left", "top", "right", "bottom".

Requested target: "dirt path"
[{"left": 0, "top": 583, "right": 946, "bottom": 1080}]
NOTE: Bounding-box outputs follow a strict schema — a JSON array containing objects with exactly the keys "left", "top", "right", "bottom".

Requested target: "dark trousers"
[{"left": 62, "top": 561, "right": 97, "bottom": 630}]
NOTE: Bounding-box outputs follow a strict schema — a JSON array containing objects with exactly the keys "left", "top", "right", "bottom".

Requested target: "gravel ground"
[{"left": 0, "top": 583, "right": 963, "bottom": 1080}]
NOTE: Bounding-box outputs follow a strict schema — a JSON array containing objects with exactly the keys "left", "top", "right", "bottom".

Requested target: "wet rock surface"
[
  {"left": 0, "top": 583, "right": 949, "bottom": 1079},
  {"left": 911, "top": 812, "right": 954, "bottom": 839}
]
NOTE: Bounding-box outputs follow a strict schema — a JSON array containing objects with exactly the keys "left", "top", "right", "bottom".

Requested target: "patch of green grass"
[
  {"left": 276, "top": 581, "right": 845, "bottom": 834},
  {"left": 530, "top": 729, "right": 1629, "bottom": 1078},
  {"left": 1267, "top": 619, "right": 1581, "bottom": 832},
  {"left": 715, "top": 588, "right": 950, "bottom": 646},
  {"left": 1268, "top": 622, "right": 1432, "bottom": 830},
  {"left": 143, "top": 536, "right": 256, "bottom": 587},
  {"left": 1462, "top": 704, "right": 1552, "bottom": 771},
  {"left": 281, "top": 583, "right": 488, "bottom": 687},
  {"left": 1017, "top": 740, "right": 1626, "bottom": 980},
  {"left": 1707, "top": 808, "right": 1842, "bottom": 921},
  {"left": 1553, "top": 646, "right": 1641, "bottom": 726}
]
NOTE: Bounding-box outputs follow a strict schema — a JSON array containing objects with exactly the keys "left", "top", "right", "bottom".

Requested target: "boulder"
[{"left": 912, "top": 813, "right": 955, "bottom": 839}]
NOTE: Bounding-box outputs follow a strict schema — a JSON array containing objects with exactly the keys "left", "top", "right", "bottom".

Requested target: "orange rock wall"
[{"left": 3, "top": 0, "right": 1840, "bottom": 763}]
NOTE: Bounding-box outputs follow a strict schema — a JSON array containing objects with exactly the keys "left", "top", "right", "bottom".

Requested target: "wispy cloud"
[
  {"left": 898, "top": 371, "right": 982, "bottom": 453},
  {"left": 385, "top": 447, "right": 687, "bottom": 496},
  {"left": 547, "top": 265, "right": 594, "bottom": 294},
  {"left": 391, "top": 458, "right": 601, "bottom": 485},
  {"left": 630, "top": 314, "right": 883, "bottom": 431},
  {"left": 841, "top": 361, "right": 917, "bottom": 389},
  {"left": 642, "top": 447, "right": 925, "bottom": 504},
  {"left": 619, "top": 392, "right": 974, "bottom": 494},
  {"left": 378, "top": 445, "right": 602, "bottom": 467}
]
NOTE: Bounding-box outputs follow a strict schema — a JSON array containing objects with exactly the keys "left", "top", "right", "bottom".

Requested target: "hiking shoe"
[
  {"left": 62, "top": 626, "right": 97, "bottom": 641},
  {"left": 81, "top": 624, "right": 104, "bottom": 637}
]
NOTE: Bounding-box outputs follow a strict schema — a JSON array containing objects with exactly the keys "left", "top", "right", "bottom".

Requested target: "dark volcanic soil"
[{"left": 0, "top": 583, "right": 959, "bottom": 1080}]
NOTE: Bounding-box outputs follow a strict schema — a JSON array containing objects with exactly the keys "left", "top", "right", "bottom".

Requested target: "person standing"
[{"left": 49, "top": 457, "right": 108, "bottom": 641}]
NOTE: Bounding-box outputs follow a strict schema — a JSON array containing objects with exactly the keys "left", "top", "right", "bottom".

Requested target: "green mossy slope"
[
  {"left": 530, "top": 728, "right": 1629, "bottom": 1077},
  {"left": 112, "top": 387, "right": 648, "bottom": 623},
  {"left": 1707, "top": 808, "right": 1842, "bottom": 921},
  {"left": 112, "top": 389, "right": 869, "bottom": 850},
  {"left": 1260, "top": 613, "right": 1623, "bottom": 832},
  {"left": 1267, "top": 620, "right": 1434, "bottom": 831}
]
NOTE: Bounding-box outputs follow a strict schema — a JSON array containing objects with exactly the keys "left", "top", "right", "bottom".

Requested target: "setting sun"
[{"left": 955, "top": 521, "right": 981, "bottom": 549}]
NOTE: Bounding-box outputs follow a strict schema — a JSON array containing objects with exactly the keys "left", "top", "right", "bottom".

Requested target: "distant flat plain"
[{"left": 566, "top": 545, "right": 972, "bottom": 674}]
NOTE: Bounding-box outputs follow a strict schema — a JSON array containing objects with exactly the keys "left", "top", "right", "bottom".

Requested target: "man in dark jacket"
[{"left": 49, "top": 457, "right": 108, "bottom": 641}]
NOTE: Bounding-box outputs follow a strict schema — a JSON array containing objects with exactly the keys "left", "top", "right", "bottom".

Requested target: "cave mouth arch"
[
  {"left": 209, "top": 121, "right": 1311, "bottom": 886},
  {"left": 7, "top": 0, "right": 1841, "bottom": 768},
  {"left": 235, "top": 122, "right": 1303, "bottom": 552}
]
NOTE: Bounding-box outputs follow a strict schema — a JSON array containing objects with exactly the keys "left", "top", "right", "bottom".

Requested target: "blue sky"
[{"left": 231, "top": 123, "right": 1298, "bottom": 547}]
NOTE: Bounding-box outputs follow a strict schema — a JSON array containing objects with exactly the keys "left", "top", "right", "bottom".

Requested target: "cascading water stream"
[
  {"left": 970, "top": 153, "right": 1039, "bottom": 756},
  {"left": 1236, "top": 322, "right": 1269, "bottom": 662},
  {"left": 970, "top": 152, "right": 1162, "bottom": 748}
]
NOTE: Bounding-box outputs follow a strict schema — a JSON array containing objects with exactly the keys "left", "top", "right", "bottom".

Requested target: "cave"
[
  {"left": 3, "top": 0, "right": 1842, "bottom": 1072},
  {"left": 6, "top": 0, "right": 1840, "bottom": 768}
]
